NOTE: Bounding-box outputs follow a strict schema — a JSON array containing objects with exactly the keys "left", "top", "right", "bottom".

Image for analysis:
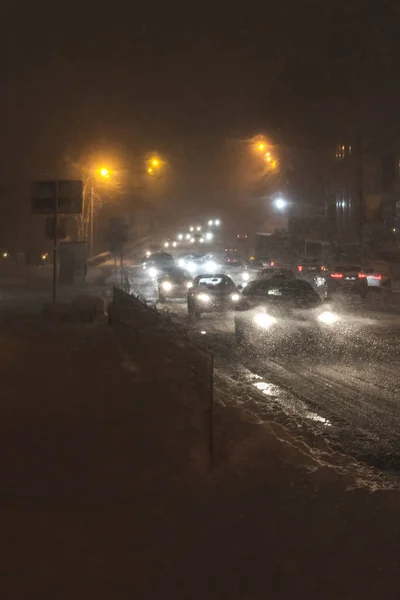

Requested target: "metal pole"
[
  {"left": 207, "top": 351, "right": 214, "bottom": 468},
  {"left": 52, "top": 180, "right": 59, "bottom": 303},
  {"left": 89, "top": 185, "right": 94, "bottom": 257},
  {"left": 120, "top": 246, "right": 123, "bottom": 286}
]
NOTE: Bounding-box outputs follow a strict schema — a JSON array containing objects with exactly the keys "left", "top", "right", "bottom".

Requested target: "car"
[
  {"left": 362, "top": 262, "right": 391, "bottom": 290},
  {"left": 256, "top": 267, "right": 295, "bottom": 281},
  {"left": 234, "top": 278, "right": 335, "bottom": 350},
  {"left": 142, "top": 252, "right": 174, "bottom": 277},
  {"left": 157, "top": 268, "right": 193, "bottom": 302},
  {"left": 187, "top": 273, "right": 240, "bottom": 320},
  {"left": 324, "top": 265, "right": 368, "bottom": 299}
]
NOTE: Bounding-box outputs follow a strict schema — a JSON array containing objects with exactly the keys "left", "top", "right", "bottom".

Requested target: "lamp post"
[{"left": 82, "top": 167, "right": 111, "bottom": 257}]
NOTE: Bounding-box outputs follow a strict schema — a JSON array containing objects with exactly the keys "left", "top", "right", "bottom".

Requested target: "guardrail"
[{"left": 110, "top": 287, "right": 214, "bottom": 466}]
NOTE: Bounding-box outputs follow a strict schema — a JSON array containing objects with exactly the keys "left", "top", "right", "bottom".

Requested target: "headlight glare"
[
  {"left": 253, "top": 313, "right": 277, "bottom": 329},
  {"left": 231, "top": 293, "right": 240, "bottom": 302},
  {"left": 186, "top": 281, "right": 193, "bottom": 289},
  {"left": 318, "top": 311, "right": 339, "bottom": 325},
  {"left": 161, "top": 281, "right": 173, "bottom": 292},
  {"left": 197, "top": 293, "right": 210, "bottom": 303},
  {"left": 148, "top": 267, "right": 158, "bottom": 278},
  {"left": 242, "top": 272, "right": 250, "bottom": 281}
]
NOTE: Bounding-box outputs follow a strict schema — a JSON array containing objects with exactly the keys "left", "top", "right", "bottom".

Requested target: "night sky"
[{"left": 1, "top": 1, "right": 399, "bottom": 182}]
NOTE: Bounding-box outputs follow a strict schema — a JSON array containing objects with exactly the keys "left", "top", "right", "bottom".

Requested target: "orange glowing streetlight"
[{"left": 99, "top": 167, "right": 110, "bottom": 179}]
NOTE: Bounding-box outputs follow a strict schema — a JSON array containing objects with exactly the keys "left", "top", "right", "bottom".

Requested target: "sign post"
[
  {"left": 32, "top": 180, "right": 83, "bottom": 302},
  {"left": 52, "top": 181, "right": 59, "bottom": 302}
]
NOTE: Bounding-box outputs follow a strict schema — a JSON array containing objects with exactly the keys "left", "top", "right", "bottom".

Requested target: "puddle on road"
[{"left": 248, "top": 371, "right": 332, "bottom": 428}]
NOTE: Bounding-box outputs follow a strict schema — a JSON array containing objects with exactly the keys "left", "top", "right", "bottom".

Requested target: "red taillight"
[
  {"left": 297, "top": 265, "right": 303, "bottom": 272},
  {"left": 371, "top": 274, "right": 382, "bottom": 280},
  {"left": 270, "top": 261, "right": 275, "bottom": 267},
  {"left": 358, "top": 273, "right": 366, "bottom": 279},
  {"left": 330, "top": 273, "right": 343, "bottom": 279}
]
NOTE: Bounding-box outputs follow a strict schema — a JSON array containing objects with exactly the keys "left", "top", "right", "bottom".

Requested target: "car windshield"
[
  {"left": 243, "top": 279, "right": 320, "bottom": 307},
  {"left": 195, "top": 276, "right": 235, "bottom": 289},
  {"left": 161, "top": 268, "right": 190, "bottom": 280}
]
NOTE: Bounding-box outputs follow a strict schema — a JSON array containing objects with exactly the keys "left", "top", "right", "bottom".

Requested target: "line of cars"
[{"left": 140, "top": 251, "right": 393, "bottom": 354}]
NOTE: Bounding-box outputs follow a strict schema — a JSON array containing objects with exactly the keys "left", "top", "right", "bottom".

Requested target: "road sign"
[
  {"left": 108, "top": 218, "right": 129, "bottom": 252},
  {"left": 31, "top": 180, "right": 83, "bottom": 214}
]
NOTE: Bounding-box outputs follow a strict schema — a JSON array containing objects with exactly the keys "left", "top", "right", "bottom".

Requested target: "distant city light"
[
  {"left": 189, "top": 226, "right": 194, "bottom": 232},
  {"left": 164, "top": 242, "right": 169, "bottom": 248},
  {"left": 208, "top": 220, "right": 213, "bottom": 226},
  {"left": 177, "top": 234, "right": 183, "bottom": 240},
  {"left": 214, "top": 219, "right": 221, "bottom": 226},
  {"left": 172, "top": 241, "right": 177, "bottom": 247},
  {"left": 190, "top": 237, "right": 195, "bottom": 243},
  {"left": 205, "top": 232, "right": 213, "bottom": 240},
  {"left": 196, "top": 226, "right": 202, "bottom": 231},
  {"left": 199, "top": 237, "right": 204, "bottom": 243},
  {"left": 185, "top": 233, "right": 191, "bottom": 240}
]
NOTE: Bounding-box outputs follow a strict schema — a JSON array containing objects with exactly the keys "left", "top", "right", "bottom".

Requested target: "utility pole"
[{"left": 89, "top": 185, "right": 94, "bottom": 257}]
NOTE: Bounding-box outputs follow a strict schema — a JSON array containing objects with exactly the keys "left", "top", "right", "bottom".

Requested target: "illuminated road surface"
[{"left": 128, "top": 266, "right": 400, "bottom": 473}]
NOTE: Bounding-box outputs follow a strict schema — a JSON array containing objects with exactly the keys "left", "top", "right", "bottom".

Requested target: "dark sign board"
[
  {"left": 32, "top": 180, "right": 83, "bottom": 214},
  {"left": 108, "top": 218, "right": 129, "bottom": 252}
]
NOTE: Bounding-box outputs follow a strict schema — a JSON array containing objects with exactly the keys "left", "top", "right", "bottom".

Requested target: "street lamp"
[
  {"left": 99, "top": 167, "right": 110, "bottom": 179},
  {"left": 274, "top": 197, "right": 287, "bottom": 211},
  {"left": 215, "top": 219, "right": 221, "bottom": 226},
  {"left": 84, "top": 166, "right": 112, "bottom": 257}
]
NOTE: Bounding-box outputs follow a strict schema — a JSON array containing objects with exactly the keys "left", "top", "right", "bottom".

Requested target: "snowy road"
[{"left": 127, "top": 266, "right": 400, "bottom": 473}]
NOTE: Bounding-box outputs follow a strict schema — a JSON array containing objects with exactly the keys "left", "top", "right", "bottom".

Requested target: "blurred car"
[
  {"left": 234, "top": 278, "right": 336, "bottom": 348},
  {"left": 187, "top": 273, "right": 240, "bottom": 319},
  {"left": 362, "top": 261, "right": 391, "bottom": 290},
  {"left": 325, "top": 265, "right": 368, "bottom": 299},
  {"left": 157, "top": 268, "right": 193, "bottom": 302},
  {"left": 142, "top": 252, "right": 174, "bottom": 278},
  {"left": 256, "top": 267, "right": 295, "bottom": 281},
  {"left": 253, "top": 256, "right": 277, "bottom": 268}
]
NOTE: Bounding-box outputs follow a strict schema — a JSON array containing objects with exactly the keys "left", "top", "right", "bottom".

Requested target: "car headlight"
[
  {"left": 231, "top": 293, "right": 240, "bottom": 302},
  {"left": 197, "top": 293, "right": 210, "bottom": 303},
  {"left": 161, "top": 281, "right": 173, "bottom": 292},
  {"left": 148, "top": 267, "right": 158, "bottom": 278},
  {"left": 242, "top": 272, "right": 250, "bottom": 281},
  {"left": 186, "top": 281, "right": 193, "bottom": 289},
  {"left": 204, "top": 260, "right": 218, "bottom": 272},
  {"left": 178, "top": 259, "right": 186, "bottom": 268},
  {"left": 253, "top": 313, "right": 277, "bottom": 329},
  {"left": 318, "top": 311, "right": 339, "bottom": 325},
  {"left": 186, "top": 261, "right": 197, "bottom": 273}
]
